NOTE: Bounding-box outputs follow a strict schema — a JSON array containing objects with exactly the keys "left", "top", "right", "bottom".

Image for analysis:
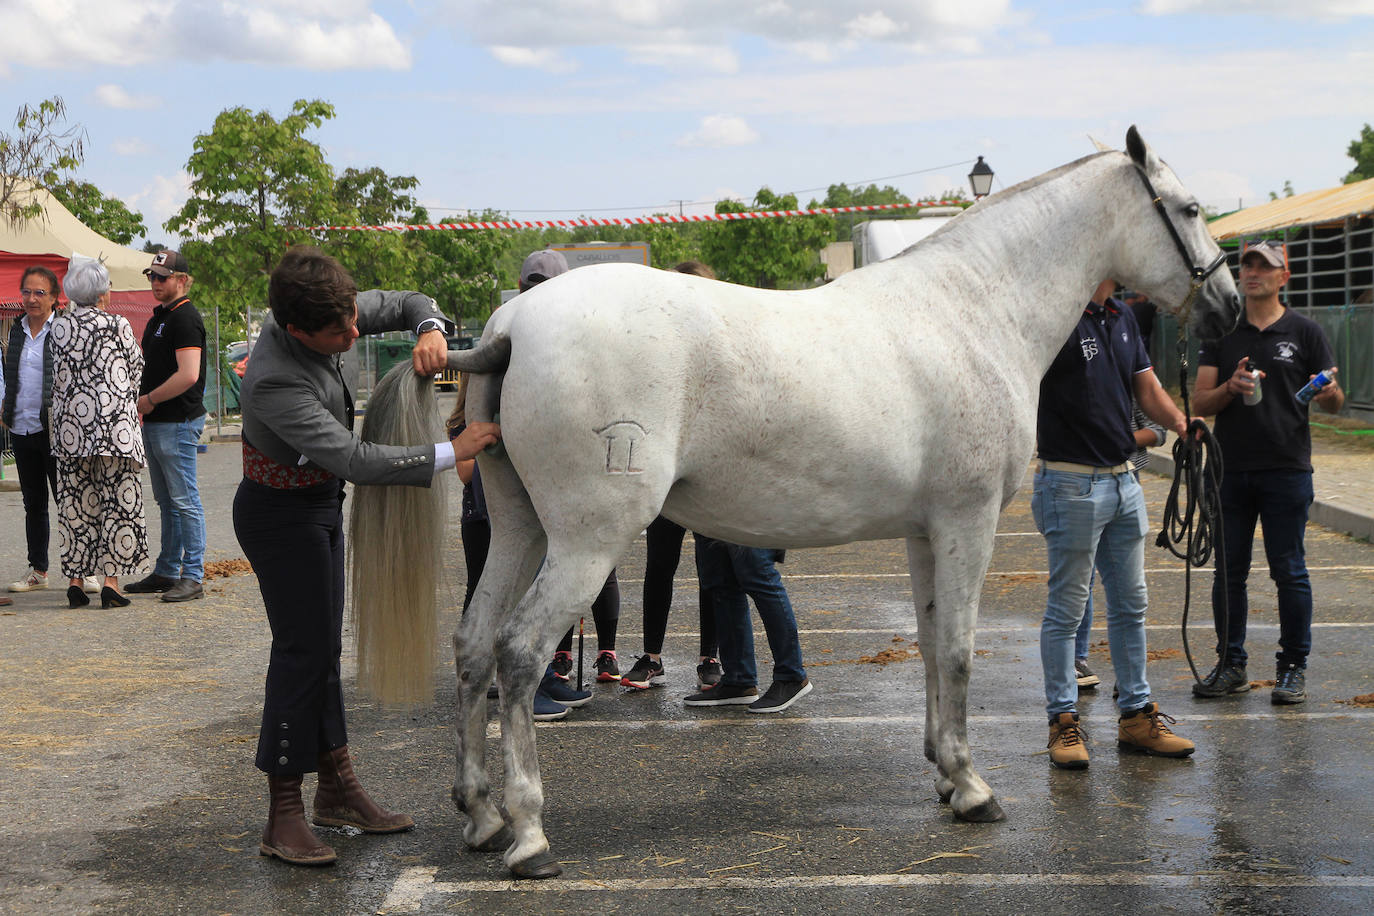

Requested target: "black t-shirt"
[
  {"left": 1037, "top": 300, "right": 1151, "bottom": 467},
  {"left": 1198, "top": 307, "right": 1334, "bottom": 472},
  {"left": 140, "top": 297, "right": 207, "bottom": 422}
]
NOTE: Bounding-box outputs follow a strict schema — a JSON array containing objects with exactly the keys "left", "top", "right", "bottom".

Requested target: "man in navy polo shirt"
[
  {"left": 1034, "top": 279, "right": 1196, "bottom": 769},
  {"left": 1192, "top": 240, "right": 1343, "bottom": 705}
]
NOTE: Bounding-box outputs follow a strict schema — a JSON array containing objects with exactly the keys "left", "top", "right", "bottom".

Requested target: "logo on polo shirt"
[
  {"left": 1274, "top": 340, "right": 1298, "bottom": 363},
  {"left": 1080, "top": 337, "right": 1099, "bottom": 360}
]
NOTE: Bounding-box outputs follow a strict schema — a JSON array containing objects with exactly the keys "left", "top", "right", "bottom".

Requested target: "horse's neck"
[{"left": 900, "top": 156, "right": 1130, "bottom": 376}]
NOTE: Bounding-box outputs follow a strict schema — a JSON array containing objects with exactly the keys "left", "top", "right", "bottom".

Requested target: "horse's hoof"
[
  {"left": 955, "top": 798, "right": 1006, "bottom": 823},
  {"left": 510, "top": 850, "right": 563, "bottom": 880},
  {"left": 936, "top": 785, "right": 955, "bottom": 804},
  {"left": 472, "top": 825, "right": 514, "bottom": 853}
]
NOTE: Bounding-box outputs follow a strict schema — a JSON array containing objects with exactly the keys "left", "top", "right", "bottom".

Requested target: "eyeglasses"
[
  {"left": 146, "top": 273, "right": 172, "bottom": 283},
  {"left": 19, "top": 288, "right": 52, "bottom": 298}
]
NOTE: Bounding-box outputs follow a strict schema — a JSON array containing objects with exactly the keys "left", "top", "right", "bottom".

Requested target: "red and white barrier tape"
[{"left": 296, "top": 200, "right": 967, "bottom": 232}]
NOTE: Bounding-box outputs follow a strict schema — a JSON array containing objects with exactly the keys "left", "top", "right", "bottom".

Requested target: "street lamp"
[{"left": 968, "top": 156, "right": 994, "bottom": 200}]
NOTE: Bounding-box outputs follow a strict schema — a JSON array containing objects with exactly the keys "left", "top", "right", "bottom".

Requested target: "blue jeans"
[
  {"left": 696, "top": 539, "right": 806, "bottom": 687},
  {"left": 143, "top": 417, "right": 206, "bottom": 582},
  {"left": 1211, "top": 469, "right": 1314, "bottom": 670},
  {"left": 1033, "top": 467, "right": 1151, "bottom": 716}
]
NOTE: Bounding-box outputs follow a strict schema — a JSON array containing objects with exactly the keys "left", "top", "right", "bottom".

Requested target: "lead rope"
[{"left": 1154, "top": 283, "right": 1230, "bottom": 683}]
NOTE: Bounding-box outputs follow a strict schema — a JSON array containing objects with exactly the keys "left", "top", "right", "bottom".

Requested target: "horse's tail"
[
  {"left": 348, "top": 362, "right": 449, "bottom": 706},
  {"left": 446, "top": 332, "right": 512, "bottom": 375}
]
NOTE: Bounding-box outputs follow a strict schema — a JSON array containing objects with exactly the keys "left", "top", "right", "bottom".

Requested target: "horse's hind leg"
[
  {"left": 906, "top": 536, "right": 955, "bottom": 803},
  {"left": 926, "top": 512, "right": 1005, "bottom": 823},
  {"left": 451, "top": 475, "right": 546, "bottom": 853},
  {"left": 494, "top": 544, "right": 625, "bottom": 879}
]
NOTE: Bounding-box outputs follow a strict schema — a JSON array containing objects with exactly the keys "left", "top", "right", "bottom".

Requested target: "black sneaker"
[
  {"left": 696, "top": 657, "right": 723, "bottom": 689},
  {"left": 594, "top": 650, "right": 620, "bottom": 682},
  {"left": 620, "top": 655, "right": 666, "bottom": 690},
  {"left": 1075, "top": 659, "right": 1100, "bottom": 689},
  {"left": 683, "top": 683, "right": 758, "bottom": 707},
  {"left": 1272, "top": 665, "right": 1307, "bottom": 705},
  {"left": 549, "top": 651, "right": 573, "bottom": 681},
  {"left": 748, "top": 679, "right": 813, "bottom": 714},
  {"left": 1192, "top": 663, "right": 1251, "bottom": 698},
  {"left": 125, "top": 573, "right": 176, "bottom": 594},
  {"left": 540, "top": 671, "right": 592, "bottom": 707}
]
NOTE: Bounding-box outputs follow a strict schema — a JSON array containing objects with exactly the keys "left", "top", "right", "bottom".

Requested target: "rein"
[{"left": 1154, "top": 320, "right": 1231, "bottom": 684}]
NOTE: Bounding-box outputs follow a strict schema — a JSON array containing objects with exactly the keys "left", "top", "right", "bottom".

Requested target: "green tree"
[
  {"left": 165, "top": 99, "right": 339, "bottom": 343},
  {"left": 699, "top": 188, "right": 833, "bottom": 289},
  {"left": 1268, "top": 179, "right": 1295, "bottom": 201},
  {"left": 0, "top": 96, "right": 86, "bottom": 227},
  {"left": 410, "top": 207, "right": 512, "bottom": 329},
  {"left": 329, "top": 165, "right": 421, "bottom": 293},
  {"left": 1343, "top": 123, "right": 1374, "bottom": 184},
  {"left": 49, "top": 179, "right": 147, "bottom": 245}
]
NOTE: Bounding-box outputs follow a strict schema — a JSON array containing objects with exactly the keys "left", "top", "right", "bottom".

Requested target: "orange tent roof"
[{"left": 1209, "top": 176, "right": 1374, "bottom": 242}]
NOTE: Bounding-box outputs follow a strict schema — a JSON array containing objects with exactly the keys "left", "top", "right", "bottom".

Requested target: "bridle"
[{"left": 1133, "top": 165, "right": 1227, "bottom": 329}]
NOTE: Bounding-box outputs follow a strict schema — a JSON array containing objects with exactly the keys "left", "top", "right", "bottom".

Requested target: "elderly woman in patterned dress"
[{"left": 49, "top": 258, "right": 148, "bottom": 609}]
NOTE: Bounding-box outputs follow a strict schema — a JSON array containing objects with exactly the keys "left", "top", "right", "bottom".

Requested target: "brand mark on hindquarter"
[{"left": 596, "top": 421, "right": 647, "bottom": 474}]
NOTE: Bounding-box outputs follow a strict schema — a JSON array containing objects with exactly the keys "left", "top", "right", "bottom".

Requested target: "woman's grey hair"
[{"left": 64, "top": 258, "right": 111, "bottom": 306}]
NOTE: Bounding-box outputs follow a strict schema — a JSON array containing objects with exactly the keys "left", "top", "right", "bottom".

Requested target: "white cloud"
[
  {"left": 1141, "top": 0, "right": 1374, "bottom": 17},
  {"left": 94, "top": 84, "right": 156, "bottom": 110},
  {"left": 453, "top": 0, "right": 1018, "bottom": 70},
  {"left": 0, "top": 0, "right": 410, "bottom": 71},
  {"left": 677, "top": 114, "right": 760, "bottom": 148},
  {"left": 489, "top": 46, "right": 579, "bottom": 73},
  {"left": 126, "top": 171, "right": 193, "bottom": 241},
  {"left": 622, "top": 43, "right": 739, "bottom": 73},
  {"left": 112, "top": 138, "right": 153, "bottom": 156}
]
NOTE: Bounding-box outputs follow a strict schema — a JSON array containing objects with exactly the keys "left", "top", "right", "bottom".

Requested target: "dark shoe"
[
  {"left": 549, "top": 651, "right": 573, "bottom": 681},
  {"left": 1192, "top": 662, "right": 1250, "bottom": 698},
  {"left": 100, "top": 587, "right": 131, "bottom": 609},
  {"left": 261, "top": 774, "right": 337, "bottom": 866},
  {"left": 160, "top": 578, "right": 204, "bottom": 602},
  {"left": 1117, "top": 702, "right": 1195, "bottom": 758},
  {"left": 1074, "top": 659, "right": 1100, "bottom": 689},
  {"left": 696, "top": 657, "right": 723, "bottom": 689},
  {"left": 486, "top": 683, "right": 500, "bottom": 699},
  {"left": 0, "top": 596, "right": 11, "bottom": 607},
  {"left": 684, "top": 683, "right": 759, "bottom": 707},
  {"left": 533, "top": 687, "right": 570, "bottom": 721},
  {"left": 1047, "top": 712, "right": 1090, "bottom": 769},
  {"left": 68, "top": 585, "right": 90, "bottom": 608},
  {"left": 313, "top": 746, "right": 414, "bottom": 833},
  {"left": 1272, "top": 665, "right": 1307, "bottom": 705},
  {"left": 749, "top": 679, "right": 813, "bottom": 714},
  {"left": 125, "top": 573, "right": 176, "bottom": 594},
  {"left": 620, "top": 654, "right": 666, "bottom": 690},
  {"left": 540, "top": 670, "right": 592, "bottom": 707},
  {"left": 594, "top": 650, "right": 620, "bottom": 682}
]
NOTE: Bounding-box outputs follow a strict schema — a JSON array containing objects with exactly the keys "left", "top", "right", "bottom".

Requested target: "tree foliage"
[
  {"left": 1343, "top": 123, "right": 1374, "bottom": 184},
  {"left": 49, "top": 179, "right": 147, "bottom": 245},
  {"left": 700, "top": 188, "right": 833, "bottom": 288},
  {"left": 0, "top": 96, "right": 86, "bottom": 227}
]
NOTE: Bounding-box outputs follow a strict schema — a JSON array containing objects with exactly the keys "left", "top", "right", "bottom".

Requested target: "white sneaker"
[
  {"left": 83, "top": 577, "right": 100, "bottom": 594},
  {"left": 9, "top": 568, "right": 49, "bottom": 592}
]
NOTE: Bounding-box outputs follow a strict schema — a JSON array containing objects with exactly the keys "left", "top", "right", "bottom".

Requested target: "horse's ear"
[{"left": 1125, "top": 125, "right": 1157, "bottom": 172}]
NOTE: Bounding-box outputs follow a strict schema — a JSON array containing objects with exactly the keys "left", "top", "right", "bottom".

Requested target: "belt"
[{"left": 1038, "top": 459, "right": 1131, "bottom": 476}]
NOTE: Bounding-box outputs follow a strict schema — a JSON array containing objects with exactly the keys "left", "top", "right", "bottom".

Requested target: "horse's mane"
[{"left": 348, "top": 362, "right": 449, "bottom": 705}]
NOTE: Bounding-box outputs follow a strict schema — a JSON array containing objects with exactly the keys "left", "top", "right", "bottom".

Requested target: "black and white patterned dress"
[{"left": 49, "top": 305, "right": 149, "bottom": 579}]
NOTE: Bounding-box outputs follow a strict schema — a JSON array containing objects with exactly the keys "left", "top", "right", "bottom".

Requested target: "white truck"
[{"left": 851, "top": 207, "right": 964, "bottom": 268}]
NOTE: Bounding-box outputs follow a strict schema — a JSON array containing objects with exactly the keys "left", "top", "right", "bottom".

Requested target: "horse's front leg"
[
  {"left": 907, "top": 536, "right": 956, "bottom": 803},
  {"left": 929, "top": 516, "right": 1005, "bottom": 823}
]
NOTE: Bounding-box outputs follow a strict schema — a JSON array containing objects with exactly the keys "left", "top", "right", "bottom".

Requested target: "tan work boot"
[
  {"left": 1117, "top": 702, "right": 1196, "bottom": 758},
  {"left": 1047, "top": 712, "right": 1090, "bottom": 769}
]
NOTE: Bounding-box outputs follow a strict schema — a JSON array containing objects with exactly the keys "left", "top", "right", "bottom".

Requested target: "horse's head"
[{"left": 1114, "top": 126, "right": 1240, "bottom": 342}]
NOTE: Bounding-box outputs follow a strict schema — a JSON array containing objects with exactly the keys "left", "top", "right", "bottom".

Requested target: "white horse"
[{"left": 439, "top": 127, "right": 1239, "bottom": 878}]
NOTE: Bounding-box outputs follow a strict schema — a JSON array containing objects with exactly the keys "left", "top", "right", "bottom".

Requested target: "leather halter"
[{"left": 1133, "top": 166, "right": 1227, "bottom": 284}]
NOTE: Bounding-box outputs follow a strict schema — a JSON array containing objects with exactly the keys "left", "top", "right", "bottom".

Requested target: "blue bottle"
[{"left": 1295, "top": 369, "right": 1334, "bottom": 406}]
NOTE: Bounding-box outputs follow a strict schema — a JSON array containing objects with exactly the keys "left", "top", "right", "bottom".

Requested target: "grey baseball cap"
[
  {"left": 520, "top": 249, "right": 569, "bottom": 288},
  {"left": 1241, "top": 240, "right": 1286, "bottom": 268}
]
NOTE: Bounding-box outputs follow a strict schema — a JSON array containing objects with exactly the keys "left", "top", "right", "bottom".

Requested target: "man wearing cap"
[
  {"left": 127, "top": 250, "right": 208, "bottom": 602},
  {"left": 1192, "top": 240, "right": 1343, "bottom": 705}
]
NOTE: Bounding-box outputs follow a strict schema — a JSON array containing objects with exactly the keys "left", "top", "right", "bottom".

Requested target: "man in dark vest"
[
  {"left": 2, "top": 266, "right": 61, "bottom": 593},
  {"left": 125, "top": 250, "right": 208, "bottom": 602}
]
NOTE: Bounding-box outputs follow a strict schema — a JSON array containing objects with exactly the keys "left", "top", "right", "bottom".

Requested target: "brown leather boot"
[
  {"left": 313, "top": 745, "right": 415, "bottom": 833},
  {"left": 1117, "top": 702, "right": 1196, "bottom": 758},
  {"left": 260, "top": 774, "right": 337, "bottom": 866}
]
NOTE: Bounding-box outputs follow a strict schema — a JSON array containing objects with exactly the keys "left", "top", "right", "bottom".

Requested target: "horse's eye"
[{"left": 1184, "top": 203, "right": 1200, "bottom": 218}]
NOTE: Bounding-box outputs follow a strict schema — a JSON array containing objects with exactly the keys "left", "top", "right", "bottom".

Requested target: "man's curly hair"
[{"left": 269, "top": 246, "right": 358, "bottom": 333}]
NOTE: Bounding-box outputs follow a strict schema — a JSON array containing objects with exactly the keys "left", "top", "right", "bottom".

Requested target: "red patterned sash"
[{"left": 242, "top": 441, "right": 336, "bottom": 489}]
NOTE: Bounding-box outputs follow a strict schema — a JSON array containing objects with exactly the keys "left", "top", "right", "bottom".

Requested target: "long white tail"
[{"left": 348, "top": 363, "right": 449, "bottom": 705}]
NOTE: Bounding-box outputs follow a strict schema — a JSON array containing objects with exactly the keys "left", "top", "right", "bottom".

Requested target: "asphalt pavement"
[{"left": 0, "top": 415, "right": 1371, "bottom": 915}]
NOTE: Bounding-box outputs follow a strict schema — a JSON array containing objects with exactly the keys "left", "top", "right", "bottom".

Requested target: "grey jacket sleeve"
[{"left": 355, "top": 290, "right": 453, "bottom": 338}]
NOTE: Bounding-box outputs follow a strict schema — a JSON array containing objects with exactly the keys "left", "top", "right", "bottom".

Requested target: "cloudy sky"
[{"left": 3, "top": 0, "right": 1372, "bottom": 244}]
